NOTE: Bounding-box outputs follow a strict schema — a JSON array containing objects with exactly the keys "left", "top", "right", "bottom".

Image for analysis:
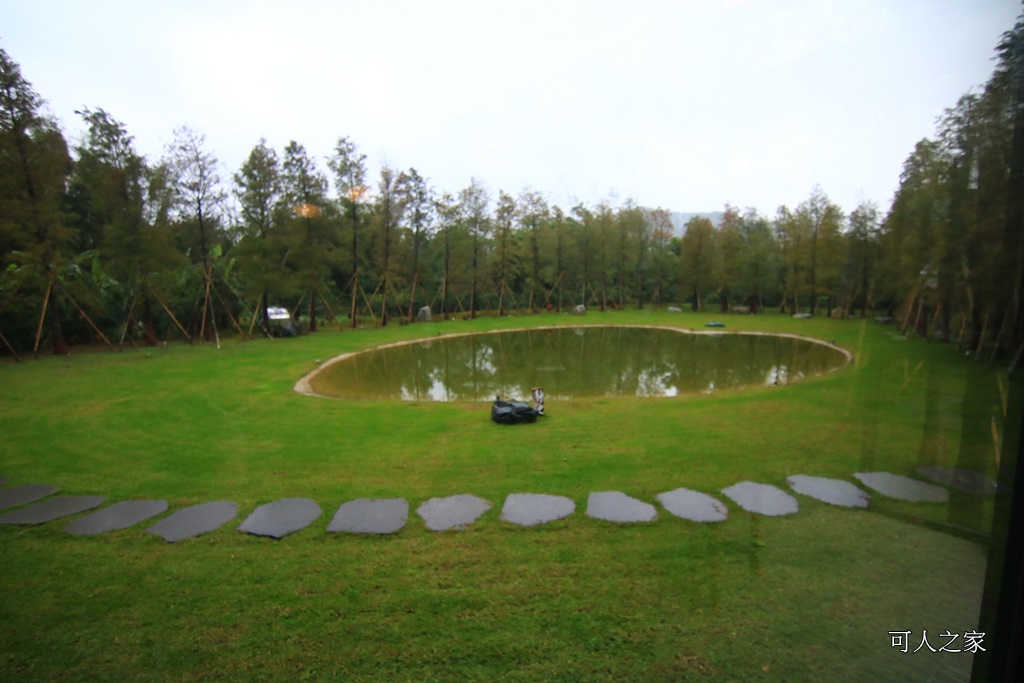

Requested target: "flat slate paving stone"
[
  {"left": 786, "top": 475, "right": 870, "bottom": 508},
  {"left": 238, "top": 498, "right": 322, "bottom": 539},
  {"left": 721, "top": 481, "right": 799, "bottom": 516},
  {"left": 501, "top": 493, "right": 575, "bottom": 526},
  {"left": 327, "top": 498, "right": 408, "bottom": 534},
  {"left": 916, "top": 466, "right": 998, "bottom": 496},
  {"left": 146, "top": 501, "right": 238, "bottom": 543},
  {"left": 656, "top": 488, "right": 729, "bottom": 522},
  {"left": 416, "top": 494, "right": 492, "bottom": 531},
  {"left": 0, "top": 484, "right": 60, "bottom": 511},
  {"left": 66, "top": 500, "right": 169, "bottom": 536},
  {"left": 0, "top": 495, "right": 105, "bottom": 525},
  {"left": 586, "top": 491, "right": 657, "bottom": 523},
  {"left": 854, "top": 472, "right": 949, "bottom": 503}
]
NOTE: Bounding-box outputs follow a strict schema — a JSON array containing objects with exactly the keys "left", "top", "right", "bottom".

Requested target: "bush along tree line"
[{"left": 0, "top": 18, "right": 1022, "bottom": 362}]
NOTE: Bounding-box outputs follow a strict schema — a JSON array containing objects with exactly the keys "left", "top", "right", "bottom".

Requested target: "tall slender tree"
[
  {"left": 517, "top": 189, "right": 548, "bottom": 312},
  {"left": 374, "top": 165, "right": 405, "bottom": 326},
  {"left": 165, "top": 126, "right": 226, "bottom": 341},
  {"left": 397, "top": 167, "right": 433, "bottom": 319},
  {"left": 73, "top": 107, "right": 174, "bottom": 345},
  {"left": 327, "top": 137, "right": 367, "bottom": 328},
  {"left": 0, "top": 48, "right": 75, "bottom": 354},
  {"left": 282, "top": 141, "right": 331, "bottom": 332},
  {"left": 459, "top": 178, "right": 490, "bottom": 318},
  {"left": 234, "top": 138, "right": 284, "bottom": 331}
]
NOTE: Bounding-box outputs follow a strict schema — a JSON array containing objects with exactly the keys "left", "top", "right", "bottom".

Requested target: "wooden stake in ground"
[
  {"left": 154, "top": 292, "right": 192, "bottom": 343},
  {"left": 975, "top": 311, "right": 990, "bottom": 361},
  {"left": 33, "top": 278, "right": 53, "bottom": 358},
  {"left": 0, "top": 328, "right": 20, "bottom": 362},
  {"left": 60, "top": 285, "right": 115, "bottom": 350},
  {"left": 119, "top": 294, "right": 139, "bottom": 349}
]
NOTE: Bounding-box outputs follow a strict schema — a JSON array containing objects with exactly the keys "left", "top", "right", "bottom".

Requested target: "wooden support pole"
[
  {"left": 975, "top": 311, "right": 990, "bottom": 361},
  {"left": 989, "top": 307, "right": 1011, "bottom": 364},
  {"left": 0, "top": 328, "right": 20, "bottom": 362},
  {"left": 199, "top": 269, "right": 212, "bottom": 342},
  {"left": 954, "top": 312, "right": 968, "bottom": 353},
  {"left": 247, "top": 295, "right": 261, "bottom": 338},
  {"left": 154, "top": 292, "right": 192, "bottom": 342},
  {"left": 290, "top": 290, "right": 308, "bottom": 321},
  {"left": 119, "top": 293, "right": 139, "bottom": 349},
  {"left": 33, "top": 278, "right": 53, "bottom": 358},
  {"left": 318, "top": 289, "right": 338, "bottom": 322},
  {"left": 210, "top": 280, "right": 246, "bottom": 337},
  {"left": 60, "top": 286, "right": 115, "bottom": 350}
]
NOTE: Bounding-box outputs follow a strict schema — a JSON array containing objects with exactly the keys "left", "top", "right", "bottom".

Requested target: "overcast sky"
[{"left": 2, "top": 0, "right": 1020, "bottom": 217}]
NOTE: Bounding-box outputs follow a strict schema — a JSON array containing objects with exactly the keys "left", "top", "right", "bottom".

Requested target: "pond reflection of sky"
[{"left": 309, "top": 327, "right": 849, "bottom": 401}]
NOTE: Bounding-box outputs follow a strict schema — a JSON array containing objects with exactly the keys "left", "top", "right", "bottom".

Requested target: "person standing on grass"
[{"left": 532, "top": 387, "right": 545, "bottom": 415}]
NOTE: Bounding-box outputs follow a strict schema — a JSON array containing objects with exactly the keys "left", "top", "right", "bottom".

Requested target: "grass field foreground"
[{"left": 0, "top": 310, "right": 1013, "bottom": 681}]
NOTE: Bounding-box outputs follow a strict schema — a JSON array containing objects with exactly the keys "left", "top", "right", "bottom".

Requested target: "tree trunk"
[
  {"left": 143, "top": 297, "right": 158, "bottom": 347},
  {"left": 50, "top": 296, "right": 68, "bottom": 355}
]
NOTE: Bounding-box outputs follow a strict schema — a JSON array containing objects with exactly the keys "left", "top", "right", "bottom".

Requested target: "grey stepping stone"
[
  {"left": 854, "top": 472, "right": 949, "bottom": 503},
  {"left": 786, "top": 475, "right": 870, "bottom": 508},
  {"left": 656, "top": 487, "right": 729, "bottom": 522},
  {"left": 146, "top": 501, "right": 237, "bottom": 543},
  {"left": 0, "top": 484, "right": 59, "bottom": 511},
  {"left": 586, "top": 491, "right": 657, "bottom": 523},
  {"left": 0, "top": 476, "right": 6, "bottom": 486},
  {"left": 0, "top": 495, "right": 105, "bottom": 525},
  {"left": 721, "top": 481, "right": 799, "bottom": 516},
  {"left": 66, "top": 500, "right": 169, "bottom": 536},
  {"left": 238, "top": 498, "right": 322, "bottom": 539},
  {"left": 327, "top": 498, "right": 408, "bottom": 534},
  {"left": 416, "top": 494, "right": 492, "bottom": 531},
  {"left": 500, "top": 493, "right": 575, "bottom": 526},
  {"left": 916, "top": 466, "right": 998, "bottom": 496}
]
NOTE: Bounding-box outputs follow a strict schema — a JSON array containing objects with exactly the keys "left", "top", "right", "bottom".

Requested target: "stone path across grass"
[
  {"left": 656, "top": 487, "right": 729, "bottom": 522},
  {"left": 586, "top": 491, "right": 658, "bottom": 523},
  {"left": 501, "top": 493, "right": 575, "bottom": 526},
  {"left": 722, "top": 481, "right": 799, "bottom": 516},
  {"left": 786, "top": 475, "right": 870, "bottom": 508},
  {"left": 67, "top": 500, "right": 169, "bottom": 536},
  {"left": 327, "top": 498, "right": 409, "bottom": 534},
  {"left": 916, "top": 466, "right": 999, "bottom": 496},
  {"left": 147, "top": 501, "right": 238, "bottom": 543},
  {"left": 238, "top": 498, "right": 322, "bottom": 539},
  {"left": 0, "top": 484, "right": 60, "bottom": 511},
  {"left": 854, "top": 472, "right": 949, "bottom": 503},
  {"left": 0, "top": 468, "right": 997, "bottom": 541},
  {"left": 417, "top": 494, "right": 492, "bottom": 531},
  {"left": 0, "top": 495, "right": 105, "bottom": 525}
]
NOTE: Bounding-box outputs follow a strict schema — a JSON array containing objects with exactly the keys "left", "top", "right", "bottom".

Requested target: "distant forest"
[{"left": 1, "top": 17, "right": 1022, "bottom": 362}]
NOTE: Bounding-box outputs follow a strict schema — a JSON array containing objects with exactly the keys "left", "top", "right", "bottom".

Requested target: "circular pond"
[{"left": 299, "top": 326, "right": 851, "bottom": 401}]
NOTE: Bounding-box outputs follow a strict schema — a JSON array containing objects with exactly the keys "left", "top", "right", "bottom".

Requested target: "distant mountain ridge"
[{"left": 668, "top": 212, "right": 724, "bottom": 237}]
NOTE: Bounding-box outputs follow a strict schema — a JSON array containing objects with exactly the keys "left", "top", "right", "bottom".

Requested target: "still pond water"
[{"left": 307, "top": 326, "right": 850, "bottom": 401}]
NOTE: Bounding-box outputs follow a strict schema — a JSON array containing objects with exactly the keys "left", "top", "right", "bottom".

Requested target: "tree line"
[{"left": 1, "top": 18, "right": 1022, "bottom": 362}]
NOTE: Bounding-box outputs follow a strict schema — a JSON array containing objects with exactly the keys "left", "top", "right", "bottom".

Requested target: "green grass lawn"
[{"left": 0, "top": 310, "right": 1010, "bottom": 681}]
